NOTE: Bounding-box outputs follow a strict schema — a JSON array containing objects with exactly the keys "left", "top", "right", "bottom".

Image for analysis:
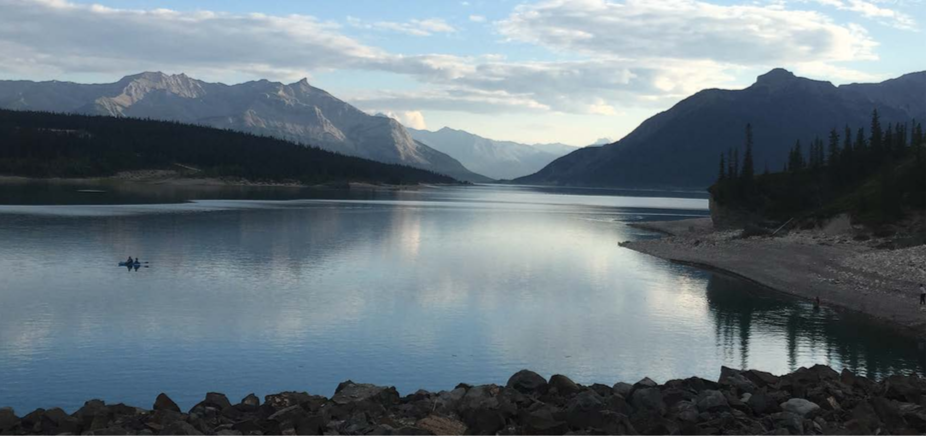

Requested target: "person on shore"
[{"left": 919, "top": 284, "right": 925, "bottom": 306}]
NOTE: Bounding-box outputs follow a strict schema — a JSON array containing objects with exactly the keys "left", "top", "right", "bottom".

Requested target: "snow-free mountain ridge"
[
  {"left": 0, "top": 72, "right": 489, "bottom": 183},
  {"left": 516, "top": 68, "right": 926, "bottom": 189},
  {"left": 407, "top": 127, "right": 580, "bottom": 180}
]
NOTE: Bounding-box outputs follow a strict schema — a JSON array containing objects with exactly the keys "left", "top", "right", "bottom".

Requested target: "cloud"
[
  {"left": 0, "top": 0, "right": 387, "bottom": 80},
  {"left": 378, "top": 110, "right": 429, "bottom": 130},
  {"left": 810, "top": 0, "right": 917, "bottom": 30},
  {"left": 347, "top": 16, "right": 456, "bottom": 36},
  {"left": 469, "top": 15, "right": 487, "bottom": 22},
  {"left": 0, "top": 0, "right": 891, "bottom": 118},
  {"left": 498, "top": 0, "right": 878, "bottom": 64}
]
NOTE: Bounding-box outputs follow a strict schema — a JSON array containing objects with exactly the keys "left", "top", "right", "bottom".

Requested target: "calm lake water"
[{"left": 0, "top": 183, "right": 923, "bottom": 413}]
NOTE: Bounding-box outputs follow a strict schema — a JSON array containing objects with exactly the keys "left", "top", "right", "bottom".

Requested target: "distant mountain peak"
[{"left": 756, "top": 68, "right": 796, "bottom": 84}]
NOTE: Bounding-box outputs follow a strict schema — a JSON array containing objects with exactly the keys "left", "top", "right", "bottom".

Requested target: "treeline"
[
  {"left": 712, "top": 110, "right": 925, "bottom": 225},
  {"left": 0, "top": 110, "right": 456, "bottom": 185}
]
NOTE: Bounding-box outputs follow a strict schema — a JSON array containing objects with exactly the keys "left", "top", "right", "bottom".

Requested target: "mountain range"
[
  {"left": 407, "top": 127, "right": 580, "bottom": 180},
  {"left": 0, "top": 72, "right": 488, "bottom": 183},
  {"left": 515, "top": 68, "right": 926, "bottom": 189}
]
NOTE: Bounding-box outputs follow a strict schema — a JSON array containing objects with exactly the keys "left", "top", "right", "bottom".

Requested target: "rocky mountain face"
[
  {"left": 408, "top": 127, "right": 580, "bottom": 180},
  {"left": 0, "top": 72, "right": 488, "bottom": 183},
  {"left": 515, "top": 69, "right": 926, "bottom": 189}
]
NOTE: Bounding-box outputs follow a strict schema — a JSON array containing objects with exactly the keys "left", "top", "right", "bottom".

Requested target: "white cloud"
[
  {"left": 347, "top": 16, "right": 456, "bottom": 36},
  {"left": 0, "top": 0, "right": 892, "bottom": 119},
  {"left": 469, "top": 15, "right": 487, "bottom": 22},
  {"left": 499, "top": 0, "right": 878, "bottom": 64},
  {"left": 379, "top": 110, "right": 429, "bottom": 130},
  {"left": 810, "top": 0, "right": 917, "bottom": 30}
]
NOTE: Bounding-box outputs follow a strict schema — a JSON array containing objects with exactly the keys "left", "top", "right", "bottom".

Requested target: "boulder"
[
  {"left": 263, "top": 391, "right": 314, "bottom": 409},
  {"left": 153, "top": 393, "right": 181, "bottom": 413},
  {"left": 507, "top": 370, "right": 548, "bottom": 394},
  {"left": 746, "top": 392, "right": 779, "bottom": 415},
  {"left": 631, "top": 387, "right": 666, "bottom": 415},
  {"left": 332, "top": 381, "right": 400, "bottom": 406},
  {"left": 630, "top": 411, "right": 679, "bottom": 435},
  {"left": 871, "top": 397, "right": 906, "bottom": 431},
  {"left": 744, "top": 369, "right": 780, "bottom": 388},
  {"left": 549, "top": 374, "right": 581, "bottom": 396},
  {"left": 697, "top": 390, "right": 729, "bottom": 412},
  {"left": 612, "top": 382, "right": 633, "bottom": 398},
  {"left": 521, "top": 409, "right": 568, "bottom": 436},
  {"left": 719, "top": 366, "right": 757, "bottom": 393},
  {"left": 268, "top": 405, "right": 309, "bottom": 425},
  {"left": 40, "top": 408, "right": 81, "bottom": 435},
  {"left": 781, "top": 398, "right": 821, "bottom": 418},
  {"left": 201, "top": 392, "right": 232, "bottom": 410},
  {"left": 241, "top": 393, "right": 261, "bottom": 407},
  {"left": 565, "top": 391, "right": 605, "bottom": 428},
  {"left": 0, "top": 407, "right": 19, "bottom": 434},
  {"left": 771, "top": 412, "right": 804, "bottom": 435},
  {"left": 161, "top": 420, "right": 204, "bottom": 436},
  {"left": 415, "top": 415, "right": 467, "bottom": 436},
  {"left": 884, "top": 375, "right": 925, "bottom": 403},
  {"left": 457, "top": 385, "right": 500, "bottom": 415},
  {"left": 463, "top": 407, "right": 506, "bottom": 435},
  {"left": 597, "top": 411, "right": 637, "bottom": 435}
]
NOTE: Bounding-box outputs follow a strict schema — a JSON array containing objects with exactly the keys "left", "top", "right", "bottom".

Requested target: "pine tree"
[
  {"left": 827, "top": 128, "right": 840, "bottom": 168},
  {"left": 741, "top": 124, "right": 755, "bottom": 183},
  {"left": 727, "top": 148, "right": 735, "bottom": 178},
  {"left": 718, "top": 153, "right": 726, "bottom": 181},
  {"left": 870, "top": 108, "right": 883, "bottom": 159},
  {"left": 732, "top": 148, "right": 740, "bottom": 179}
]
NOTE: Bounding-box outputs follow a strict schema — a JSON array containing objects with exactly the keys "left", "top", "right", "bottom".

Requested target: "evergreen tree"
[
  {"left": 732, "top": 148, "right": 740, "bottom": 180},
  {"left": 870, "top": 108, "right": 883, "bottom": 158},
  {"left": 827, "top": 128, "right": 840, "bottom": 168},
  {"left": 718, "top": 152, "right": 726, "bottom": 181},
  {"left": 741, "top": 124, "right": 755, "bottom": 183}
]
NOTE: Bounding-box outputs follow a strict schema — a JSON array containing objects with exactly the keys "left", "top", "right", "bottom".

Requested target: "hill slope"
[
  {"left": 408, "top": 127, "right": 579, "bottom": 180},
  {"left": 0, "top": 110, "right": 457, "bottom": 186},
  {"left": 515, "top": 69, "right": 926, "bottom": 189},
  {"left": 0, "top": 72, "right": 488, "bottom": 183}
]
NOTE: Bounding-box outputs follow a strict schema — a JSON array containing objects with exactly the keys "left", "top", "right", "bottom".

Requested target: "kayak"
[{"left": 119, "top": 261, "right": 141, "bottom": 267}]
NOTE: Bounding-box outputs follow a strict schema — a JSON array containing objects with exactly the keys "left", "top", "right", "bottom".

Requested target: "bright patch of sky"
[{"left": 0, "top": 0, "right": 922, "bottom": 145}]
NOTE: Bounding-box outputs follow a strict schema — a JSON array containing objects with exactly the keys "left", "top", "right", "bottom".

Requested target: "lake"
[{"left": 0, "top": 183, "right": 923, "bottom": 413}]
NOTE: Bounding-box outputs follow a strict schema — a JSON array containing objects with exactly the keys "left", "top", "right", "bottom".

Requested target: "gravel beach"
[{"left": 622, "top": 217, "right": 926, "bottom": 334}]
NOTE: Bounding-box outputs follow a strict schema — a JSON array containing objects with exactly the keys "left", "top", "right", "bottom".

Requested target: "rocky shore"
[
  {"left": 2, "top": 366, "right": 925, "bottom": 435},
  {"left": 622, "top": 217, "right": 926, "bottom": 333}
]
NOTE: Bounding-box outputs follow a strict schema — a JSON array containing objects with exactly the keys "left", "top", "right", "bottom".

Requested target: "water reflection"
[
  {"left": 0, "top": 184, "right": 922, "bottom": 414},
  {"left": 706, "top": 274, "right": 925, "bottom": 377}
]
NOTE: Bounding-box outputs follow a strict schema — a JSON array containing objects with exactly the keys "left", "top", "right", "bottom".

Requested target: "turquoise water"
[{"left": 0, "top": 184, "right": 922, "bottom": 413}]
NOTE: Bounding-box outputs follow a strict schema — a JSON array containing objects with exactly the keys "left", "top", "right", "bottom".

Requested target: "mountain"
[
  {"left": 0, "top": 110, "right": 457, "bottom": 185},
  {"left": 408, "top": 127, "right": 579, "bottom": 180},
  {"left": 589, "top": 138, "right": 615, "bottom": 147},
  {"left": 515, "top": 68, "right": 926, "bottom": 189},
  {"left": 0, "top": 72, "right": 489, "bottom": 183}
]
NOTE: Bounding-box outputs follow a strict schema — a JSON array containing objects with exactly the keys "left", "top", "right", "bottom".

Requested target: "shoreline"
[
  {"left": 621, "top": 217, "right": 926, "bottom": 336},
  {"left": 2, "top": 366, "right": 924, "bottom": 435},
  {"left": 0, "top": 172, "right": 444, "bottom": 192}
]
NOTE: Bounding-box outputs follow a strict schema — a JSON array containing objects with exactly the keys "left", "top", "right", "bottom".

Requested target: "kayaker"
[
  {"left": 126, "top": 256, "right": 133, "bottom": 265},
  {"left": 134, "top": 257, "right": 140, "bottom": 265}
]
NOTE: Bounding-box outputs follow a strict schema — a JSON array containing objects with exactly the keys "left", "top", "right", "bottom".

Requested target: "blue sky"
[{"left": 0, "top": 0, "right": 923, "bottom": 145}]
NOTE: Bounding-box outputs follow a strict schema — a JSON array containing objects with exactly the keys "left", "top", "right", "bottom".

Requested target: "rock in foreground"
[{"left": 1, "top": 366, "right": 924, "bottom": 435}]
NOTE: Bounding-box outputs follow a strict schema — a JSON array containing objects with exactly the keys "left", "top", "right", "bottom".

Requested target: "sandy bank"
[{"left": 622, "top": 218, "right": 926, "bottom": 334}]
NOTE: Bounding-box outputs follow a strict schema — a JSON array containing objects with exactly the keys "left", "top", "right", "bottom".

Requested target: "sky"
[{"left": 0, "top": 0, "right": 923, "bottom": 145}]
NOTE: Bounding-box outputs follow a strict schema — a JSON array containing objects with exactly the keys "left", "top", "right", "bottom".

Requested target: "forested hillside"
[
  {"left": 711, "top": 111, "right": 925, "bottom": 227},
  {"left": 0, "top": 110, "right": 457, "bottom": 185}
]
